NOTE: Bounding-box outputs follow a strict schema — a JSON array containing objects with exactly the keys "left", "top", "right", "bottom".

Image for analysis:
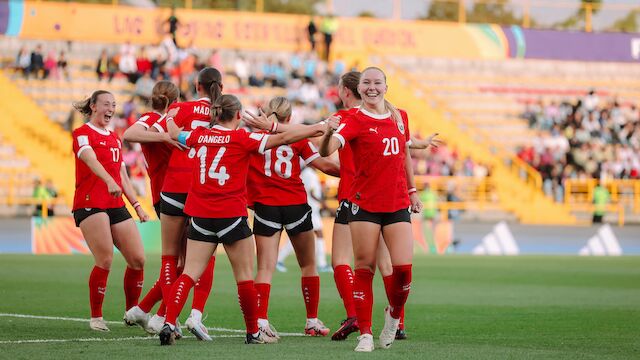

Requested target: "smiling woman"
[{"left": 70, "top": 90, "right": 149, "bottom": 332}]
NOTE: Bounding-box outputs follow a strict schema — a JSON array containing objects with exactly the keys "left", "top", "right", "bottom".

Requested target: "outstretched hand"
[
  {"left": 243, "top": 108, "right": 274, "bottom": 131},
  {"left": 425, "top": 133, "right": 444, "bottom": 149}
]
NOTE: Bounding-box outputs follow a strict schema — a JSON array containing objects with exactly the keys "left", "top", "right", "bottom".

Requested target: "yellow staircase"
[
  {"left": 0, "top": 72, "right": 156, "bottom": 219},
  {"left": 377, "top": 60, "right": 576, "bottom": 225}
]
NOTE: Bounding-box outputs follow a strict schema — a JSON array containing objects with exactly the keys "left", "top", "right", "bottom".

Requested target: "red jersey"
[
  {"left": 183, "top": 125, "right": 269, "bottom": 218},
  {"left": 247, "top": 135, "right": 320, "bottom": 206},
  {"left": 335, "top": 107, "right": 360, "bottom": 201},
  {"left": 72, "top": 122, "right": 125, "bottom": 210},
  {"left": 136, "top": 111, "right": 172, "bottom": 205},
  {"left": 161, "top": 97, "right": 212, "bottom": 193},
  {"left": 333, "top": 107, "right": 411, "bottom": 213}
]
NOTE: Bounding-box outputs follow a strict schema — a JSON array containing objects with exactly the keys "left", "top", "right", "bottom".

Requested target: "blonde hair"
[
  {"left": 264, "top": 96, "right": 292, "bottom": 124},
  {"left": 360, "top": 67, "right": 403, "bottom": 128}
]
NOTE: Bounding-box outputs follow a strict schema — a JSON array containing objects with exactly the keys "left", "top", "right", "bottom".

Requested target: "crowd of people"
[
  {"left": 12, "top": 44, "right": 69, "bottom": 80},
  {"left": 519, "top": 92, "right": 640, "bottom": 201}
]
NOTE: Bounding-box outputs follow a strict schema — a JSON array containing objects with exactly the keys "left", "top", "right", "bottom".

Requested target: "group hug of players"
[{"left": 71, "top": 66, "right": 439, "bottom": 352}]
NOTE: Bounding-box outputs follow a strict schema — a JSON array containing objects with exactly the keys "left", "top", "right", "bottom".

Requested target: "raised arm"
[
  {"left": 242, "top": 109, "right": 290, "bottom": 133},
  {"left": 409, "top": 133, "right": 443, "bottom": 150},
  {"left": 318, "top": 116, "right": 342, "bottom": 157},
  {"left": 309, "top": 157, "right": 340, "bottom": 177},
  {"left": 263, "top": 123, "right": 325, "bottom": 150}
]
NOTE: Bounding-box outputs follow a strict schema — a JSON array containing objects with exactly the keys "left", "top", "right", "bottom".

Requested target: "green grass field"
[{"left": 0, "top": 254, "right": 638, "bottom": 359}]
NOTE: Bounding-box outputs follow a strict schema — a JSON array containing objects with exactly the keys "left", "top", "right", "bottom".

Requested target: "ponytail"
[
  {"left": 264, "top": 96, "right": 292, "bottom": 124},
  {"left": 73, "top": 90, "right": 111, "bottom": 117},
  {"left": 197, "top": 67, "right": 223, "bottom": 102},
  {"left": 210, "top": 94, "right": 241, "bottom": 126}
]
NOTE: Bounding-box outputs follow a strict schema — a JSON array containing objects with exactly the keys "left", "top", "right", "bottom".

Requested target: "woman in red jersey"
[
  {"left": 328, "top": 72, "right": 440, "bottom": 341},
  {"left": 319, "top": 67, "right": 421, "bottom": 352},
  {"left": 245, "top": 97, "right": 339, "bottom": 339},
  {"left": 71, "top": 90, "right": 149, "bottom": 332},
  {"left": 121, "top": 80, "right": 184, "bottom": 333},
  {"left": 155, "top": 67, "right": 223, "bottom": 340},
  {"left": 158, "top": 94, "right": 326, "bottom": 345}
]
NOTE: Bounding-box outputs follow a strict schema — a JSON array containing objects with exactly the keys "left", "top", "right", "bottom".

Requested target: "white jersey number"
[
  {"left": 195, "top": 146, "right": 230, "bottom": 185},
  {"left": 382, "top": 137, "right": 400, "bottom": 156},
  {"left": 264, "top": 145, "right": 294, "bottom": 179},
  {"left": 110, "top": 147, "right": 120, "bottom": 162}
]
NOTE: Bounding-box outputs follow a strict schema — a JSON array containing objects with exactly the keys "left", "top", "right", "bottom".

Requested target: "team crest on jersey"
[
  {"left": 351, "top": 203, "right": 359, "bottom": 215},
  {"left": 397, "top": 121, "right": 405, "bottom": 135}
]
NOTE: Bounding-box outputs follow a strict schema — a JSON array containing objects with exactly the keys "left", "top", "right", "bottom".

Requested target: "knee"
[
  {"left": 128, "top": 254, "right": 145, "bottom": 270},
  {"left": 95, "top": 255, "right": 113, "bottom": 270},
  {"left": 354, "top": 255, "right": 376, "bottom": 273}
]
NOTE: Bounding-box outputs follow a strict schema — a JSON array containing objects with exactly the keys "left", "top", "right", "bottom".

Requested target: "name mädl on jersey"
[{"left": 198, "top": 134, "right": 231, "bottom": 144}]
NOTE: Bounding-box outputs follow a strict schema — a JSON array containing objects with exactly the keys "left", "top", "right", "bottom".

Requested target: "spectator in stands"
[
  {"left": 15, "top": 46, "right": 31, "bottom": 78},
  {"left": 119, "top": 41, "right": 138, "bottom": 83},
  {"left": 57, "top": 50, "right": 69, "bottom": 80},
  {"left": 43, "top": 50, "right": 56, "bottom": 80},
  {"left": 165, "top": 6, "right": 180, "bottom": 47},
  {"left": 33, "top": 178, "right": 54, "bottom": 217},
  {"left": 307, "top": 17, "right": 317, "bottom": 51},
  {"left": 96, "top": 49, "right": 115, "bottom": 82},
  {"left": 135, "top": 46, "right": 153, "bottom": 77},
  {"left": 134, "top": 71, "right": 155, "bottom": 102},
  {"left": 233, "top": 54, "right": 249, "bottom": 87},
  {"left": 320, "top": 14, "right": 338, "bottom": 61},
  {"left": 29, "top": 44, "right": 45, "bottom": 80}
]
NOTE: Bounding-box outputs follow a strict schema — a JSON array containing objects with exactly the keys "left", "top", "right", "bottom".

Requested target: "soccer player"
[
  {"left": 154, "top": 67, "right": 223, "bottom": 340},
  {"left": 121, "top": 80, "right": 185, "bottom": 332},
  {"left": 158, "top": 94, "right": 326, "bottom": 345},
  {"left": 245, "top": 97, "right": 339, "bottom": 339},
  {"left": 71, "top": 90, "right": 149, "bottom": 332},
  {"left": 319, "top": 67, "right": 421, "bottom": 352}
]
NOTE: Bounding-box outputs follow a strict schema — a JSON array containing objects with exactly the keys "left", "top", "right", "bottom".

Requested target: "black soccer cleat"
[
  {"left": 395, "top": 328, "right": 407, "bottom": 340},
  {"left": 331, "top": 317, "right": 359, "bottom": 341},
  {"left": 159, "top": 324, "right": 176, "bottom": 346},
  {"left": 245, "top": 332, "right": 266, "bottom": 344}
]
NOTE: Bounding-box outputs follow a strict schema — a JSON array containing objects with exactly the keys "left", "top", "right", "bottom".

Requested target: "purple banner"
[{"left": 503, "top": 26, "right": 640, "bottom": 63}]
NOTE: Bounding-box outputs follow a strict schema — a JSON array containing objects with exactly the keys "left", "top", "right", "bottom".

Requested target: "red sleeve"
[
  {"left": 72, "top": 128, "right": 92, "bottom": 159},
  {"left": 333, "top": 113, "right": 360, "bottom": 148},
  {"left": 165, "top": 103, "right": 183, "bottom": 130},
  {"left": 296, "top": 139, "right": 320, "bottom": 165},
  {"left": 185, "top": 127, "right": 203, "bottom": 148},
  {"left": 243, "top": 130, "right": 270, "bottom": 154}
]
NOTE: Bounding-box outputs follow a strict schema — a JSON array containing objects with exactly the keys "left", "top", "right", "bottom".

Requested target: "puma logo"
[{"left": 369, "top": 127, "right": 378, "bottom": 134}]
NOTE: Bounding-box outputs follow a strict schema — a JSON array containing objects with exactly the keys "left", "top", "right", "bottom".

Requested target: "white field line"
[
  {"left": 0, "top": 313, "right": 304, "bottom": 337},
  {"left": 0, "top": 334, "right": 251, "bottom": 345}
]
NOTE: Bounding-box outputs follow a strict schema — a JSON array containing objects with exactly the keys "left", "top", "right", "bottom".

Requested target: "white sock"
[
  {"left": 277, "top": 241, "right": 294, "bottom": 263},
  {"left": 190, "top": 309, "right": 202, "bottom": 322},
  {"left": 315, "top": 238, "right": 327, "bottom": 268}
]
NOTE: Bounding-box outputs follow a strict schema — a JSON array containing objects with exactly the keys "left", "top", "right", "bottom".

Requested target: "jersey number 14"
[{"left": 192, "top": 146, "right": 230, "bottom": 185}]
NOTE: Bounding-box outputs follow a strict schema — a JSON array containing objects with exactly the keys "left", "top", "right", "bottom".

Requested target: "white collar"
[
  {"left": 197, "top": 97, "right": 211, "bottom": 103},
  {"left": 359, "top": 107, "right": 390, "bottom": 120},
  {"left": 212, "top": 124, "right": 233, "bottom": 131},
  {"left": 87, "top": 122, "right": 110, "bottom": 135}
]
